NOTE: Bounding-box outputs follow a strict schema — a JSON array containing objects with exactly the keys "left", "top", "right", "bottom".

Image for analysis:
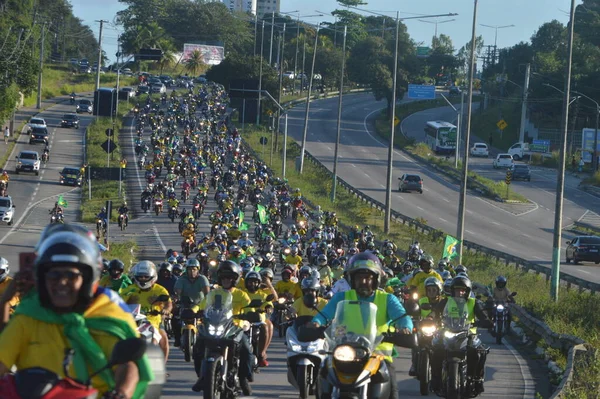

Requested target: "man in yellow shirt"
[
  {"left": 241, "top": 271, "right": 277, "bottom": 367},
  {"left": 0, "top": 258, "right": 19, "bottom": 313},
  {"left": 121, "top": 260, "right": 172, "bottom": 363},
  {"left": 0, "top": 224, "right": 152, "bottom": 399},
  {"left": 407, "top": 254, "right": 443, "bottom": 298},
  {"left": 192, "top": 261, "right": 255, "bottom": 395},
  {"left": 274, "top": 267, "right": 301, "bottom": 300},
  {"left": 284, "top": 246, "right": 303, "bottom": 266},
  {"left": 292, "top": 275, "right": 327, "bottom": 317}
]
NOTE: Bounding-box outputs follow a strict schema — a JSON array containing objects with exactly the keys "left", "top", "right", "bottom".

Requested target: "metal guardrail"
[{"left": 573, "top": 220, "right": 600, "bottom": 235}]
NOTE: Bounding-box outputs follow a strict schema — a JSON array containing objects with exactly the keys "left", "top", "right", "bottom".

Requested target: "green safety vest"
[
  {"left": 445, "top": 297, "right": 477, "bottom": 334},
  {"left": 344, "top": 290, "right": 393, "bottom": 362}
]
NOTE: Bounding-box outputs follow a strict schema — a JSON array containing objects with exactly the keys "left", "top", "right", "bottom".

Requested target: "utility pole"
[
  {"left": 276, "top": 23, "right": 286, "bottom": 153},
  {"left": 257, "top": 20, "right": 265, "bottom": 125},
  {"left": 331, "top": 25, "right": 347, "bottom": 202},
  {"left": 456, "top": 0, "right": 479, "bottom": 262},
  {"left": 299, "top": 24, "right": 320, "bottom": 174},
  {"left": 269, "top": 12, "right": 275, "bottom": 65},
  {"left": 36, "top": 22, "right": 46, "bottom": 109},
  {"left": 518, "top": 63, "right": 530, "bottom": 143},
  {"left": 95, "top": 20, "right": 108, "bottom": 92},
  {"left": 294, "top": 15, "right": 300, "bottom": 80},
  {"left": 551, "top": 0, "right": 576, "bottom": 301}
]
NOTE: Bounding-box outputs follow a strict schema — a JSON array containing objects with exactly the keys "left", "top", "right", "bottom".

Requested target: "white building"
[
  {"left": 221, "top": 0, "right": 257, "bottom": 15},
  {"left": 256, "top": 0, "right": 280, "bottom": 18}
]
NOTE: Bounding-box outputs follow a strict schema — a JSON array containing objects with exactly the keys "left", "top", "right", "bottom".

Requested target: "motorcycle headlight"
[
  {"left": 333, "top": 345, "right": 356, "bottom": 362},
  {"left": 412, "top": 293, "right": 419, "bottom": 301},
  {"left": 421, "top": 325, "right": 437, "bottom": 336},
  {"left": 496, "top": 304, "right": 505, "bottom": 312},
  {"left": 208, "top": 325, "right": 225, "bottom": 336},
  {"left": 444, "top": 331, "right": 458, "bottom": 339}
]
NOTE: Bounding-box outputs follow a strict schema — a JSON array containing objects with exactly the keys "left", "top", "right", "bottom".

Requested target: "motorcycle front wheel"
[
  {"left": 297, "top": 365, "right": 310, "bottom": 399},
  {"left": 419, "top": 352, "right": 430, "bottom": 396},
  {"left": 204, "top": 357, "right": 224, "bottom": 399},
  {"left": 182, "top": 330, "right": 192, "bottom": 363},
  {"left": 446, "top": 362, "right": 460, "bottom": 399}
]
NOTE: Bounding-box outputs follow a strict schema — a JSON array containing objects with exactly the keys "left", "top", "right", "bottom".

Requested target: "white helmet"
[
  {"left": 0, "top": 257, "right": 9, "bottom": 282},
  {"left": 133, "top": 260, "right": 158, "bottom": 289}
]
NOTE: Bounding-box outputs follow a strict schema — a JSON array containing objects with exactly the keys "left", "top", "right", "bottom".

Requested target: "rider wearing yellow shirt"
[
  {"left": 292, "top": 276, "right": 327, "bottom": 317},
  {"left": 284, "top": 246, "right": 302, "bottom": 266},
  {"left": 121, "top": 260, "right": 172, "bottom": 362},
  {"left": 168, "top": 197, "right": 180, "bottom": 209},
  {"left": 407, "top": 255, "right": 443, "bottom": 298},
  {"left": 274, "top": 267, "right": 301, "bottom": 300},
  {"left": 0, "top": 259, "right": 19, "bottom": 313}
]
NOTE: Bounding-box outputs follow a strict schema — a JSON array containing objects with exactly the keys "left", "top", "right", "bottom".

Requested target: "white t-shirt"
[{"left": 331, "top": 278, "right": 351, "bottom": 294}]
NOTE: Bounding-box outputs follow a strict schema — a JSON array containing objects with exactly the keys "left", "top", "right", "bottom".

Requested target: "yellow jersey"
[
  {"left": 292, "top": 297, "right": 327, "bottom": 317},
  {"left": 198, "top": 287, "right": 251, "bottom": 316},
  {"left": 275, "top": 280, "right": 301, "bottom": 299},
  {"left": 120, "top": 283, "right": 171, "bottom": 329},
  {"left": 284, "top": 254, "right": 303, "bottom": 266},
  {"left": 407, "top": 270, "right": 443, "bottom": 297},
  {"left": 0, "top": 277, "right": 19, "bottom": 310},
  {"left": 241, "top": 288, "right": 273, "bottom": 322}
]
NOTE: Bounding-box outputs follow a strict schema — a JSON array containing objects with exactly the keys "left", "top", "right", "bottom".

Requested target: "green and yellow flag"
[
  {"left": 57, "top": 195, "right": 68, "bottom": 208},
  {"left": 238, "top": 211, "right": 250, "bottom": 231},
  {"left": 442, "top": 235, "right": 460, "bottom": 260},
  {"left": 256, "top": 204, "right": 269, "bottom": 225}
]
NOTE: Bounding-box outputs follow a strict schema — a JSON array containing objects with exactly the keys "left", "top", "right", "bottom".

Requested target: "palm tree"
[{"left": 184, "top": 50, "right": 206, "bottom": 76}]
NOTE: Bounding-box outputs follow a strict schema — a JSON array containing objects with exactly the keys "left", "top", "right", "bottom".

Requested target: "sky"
[{"left": 69, "top": 0, "right": 580, "bottom": 65}]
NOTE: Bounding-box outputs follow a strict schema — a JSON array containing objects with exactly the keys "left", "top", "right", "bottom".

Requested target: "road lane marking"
[
  {"left": 152, "top": 225, "right": 167, "bottom": 252},
  {"left": 417, "top": 206, "right": 424, "bottom": 211},
  {"left": 504, "top": 339, "right": 535, "bottom": 399},
  {"left": 439, "top": 217, "right": 448, "bottom": 223}
]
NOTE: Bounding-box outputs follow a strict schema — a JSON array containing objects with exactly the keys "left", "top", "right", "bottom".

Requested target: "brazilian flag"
[{"left": 57, "top": 195, "right": 68, "bottom": 208}]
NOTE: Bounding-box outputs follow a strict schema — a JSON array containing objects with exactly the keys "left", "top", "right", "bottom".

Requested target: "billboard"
[
  {"left": 183, "top": 44, "right": 225, "bottom": 66},
  {"left": 581, "top": 128, "right": 600, "bottom": 163}
]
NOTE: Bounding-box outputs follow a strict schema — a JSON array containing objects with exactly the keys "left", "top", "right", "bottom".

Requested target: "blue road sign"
[
  {"left": 408, "top": 84, "right": 436, "bottom": 100},
  {"left": 531, "top": 139, "right": 550, "bottom": 153}
]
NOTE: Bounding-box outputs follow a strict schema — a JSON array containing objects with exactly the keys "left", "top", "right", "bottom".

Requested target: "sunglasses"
[{"left": 46, "top": 270, "right": 83, "bottom": 282}]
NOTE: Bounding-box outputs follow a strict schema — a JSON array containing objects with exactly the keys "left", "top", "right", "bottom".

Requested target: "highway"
[
  {"left": 118, "top": 101, "right": 543, "bottom": 398},
  {"left": 283, "top": 92, "right": 600, "bottom": 284},
  {"left": 0, "top": 97, "right": 93, "bottom": 267}
]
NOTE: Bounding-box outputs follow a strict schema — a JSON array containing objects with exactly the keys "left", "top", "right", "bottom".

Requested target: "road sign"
[
  {"left": 497, "top": 119, "right": 508, "bottom": 130},
  {"left": 105, "top": 128, "right": 114, "bottom": 137},
  {"left": 101, "top": 139, "right": 118, "bottom": 154},
  {"left": 505, "top": 170, "right": 512, "bottom": 185},
  {"left": 394, "top": 117, "right": 400, "bottom": 127},
  {"left": 407, "top": 84, "right": 436, "bottom": 100},
  {"left": 259, "top": 137, "right": 268, "bottom": 145},
  {"left": 531, "top": 139, "right": 550, "bottom": 153},
  {"left": 581, "top": 128, "right": 600, "bottom": 163},
  {"left": 416, "top": 47, "right": 431, "bottom": 58}
]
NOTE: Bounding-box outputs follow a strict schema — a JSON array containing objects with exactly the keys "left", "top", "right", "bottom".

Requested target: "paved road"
[
  {"left": 119, "top": 103, "right": 543, "bottom": 398},
  {"left": 0, "top": 97, "right": 94, "bottom": 267},
  {"left": 284, "top": 93, "right": 600, "bottom": 284}
]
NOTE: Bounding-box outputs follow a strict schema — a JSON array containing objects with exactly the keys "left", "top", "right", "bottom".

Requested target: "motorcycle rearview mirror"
[
  {"left": 265, "top": 294, "right": 275, "bottom": 302},
  {"left": 153, "top": 294, "right": 171, "bottom": 304},
  {"left": 247, "top": 299, "right": 263, "bottom": 308},
  {"left": 383, "top": 332, "right": 417, "bottom": 348},
  {"left": 297, "top": 325, "right": 325, "bottom": 342},
  {"left": 241, "top": 312, "right": 261, "bottom": 323}
]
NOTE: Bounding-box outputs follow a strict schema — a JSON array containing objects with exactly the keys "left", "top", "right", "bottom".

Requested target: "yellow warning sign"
[
  {"left": 394, "top": 116, "right": 400, "bottom": 126},
  {"left": 497, "top": 119, "right": 508, "bottom": 130}
]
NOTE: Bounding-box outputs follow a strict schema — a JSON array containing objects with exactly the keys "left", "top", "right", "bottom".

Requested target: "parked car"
[
  {"left": 493, "top": 153, "right": 514, "bottom": 169},
  {"left": 15, "top": 150, "right": 41, "bottom": 175},
  {"left": 0, "top": 196, "right": 15, "bottom": 226},
  {"left": 398, "top": 173, "right": 424, "bottom": 194},
  {"left": 510, "top": 164, "right": 531, "bottom": 181},
  {"left": 566, "top": 236, "right": 600, "bottom": 264},
  {"left": 76, "top": 99, "right": 93, "bottom": 114},
  {"left": 470, "top": 142, "right": 489, "bottom": 157},
  {"left": 29, "top": 127, "right": 48, "bottom": 144},
  {"left": 61, "top": 113, "right": 80, "bottom": 129}
]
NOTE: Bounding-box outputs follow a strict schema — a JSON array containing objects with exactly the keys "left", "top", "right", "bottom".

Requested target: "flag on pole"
[
  {"left": 238, "top": 211, "right": 250, "bottom": 231},
  {"left": 442, "top": 235, "right": 460, "bottom": 260},
  {"left": 256, "top": 204, "right": 269, "bottom": 225},
  {"left": 57, "top": 195, "right": 68, "bottom": 208}
]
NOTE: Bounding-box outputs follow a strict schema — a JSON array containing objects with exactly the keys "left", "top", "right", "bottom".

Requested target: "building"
[
  {"left": 221, "top": 0, "right": 257, "bottom": 14},
  {"left": 256, "top": 0, "right": 280, "bottom": 17}
]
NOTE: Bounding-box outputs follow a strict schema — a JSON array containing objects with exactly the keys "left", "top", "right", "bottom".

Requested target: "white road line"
[
  {"left": 439, "top": 217, "right": 448, "bottom": 223},
  {"left": 497, "top": 242, "right": 507, "bottom": 248},
  {"left": 465, "top": 229, "right": 475, "bottom": 234},
  {"left": 442, "top": 197, "right": 450, "bottom": 202},
  {"left": 504, "top": 339, "right": 535, "bottom": 399},
  {"left": 579, "top": 270, "right": 591, "bottom": 275},
  {"left": 491, "top": 221, "right": 500, "bottom": 225},
  {"left": 152, "top": 225, "right": 167, "bottom": 252},
  {"left": 417, "top": 206, "right": 424, "bottom": 211}
]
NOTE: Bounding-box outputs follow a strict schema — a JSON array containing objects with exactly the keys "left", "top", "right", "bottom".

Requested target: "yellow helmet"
[{"left": 187, "top": 223, "right": 194, "bottom": 229}]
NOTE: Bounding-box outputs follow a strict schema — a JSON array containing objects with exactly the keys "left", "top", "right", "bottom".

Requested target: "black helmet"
[
  {"left": 35, "top": 227, "right": 102, "bottom": 309},
  {"left": 495, "top": 275, "right": 507, "bottom": 289},
  {"left": 159, "top": 262, "right": 173, "bottom": 272},
  {"left": 455, "top": 264, "right": 468, "bottom": 275},
  {"left": 345, "top": 252, "right": 382, "bottom": 290},
  {"left": 108, "top": 259, "right": 125, "bottom": 272},
  {"left": 450, "top": 276, "right": 472, "bottom": 299},
  {"left": 419, "top": 254, "right": 434, "bottom": 270},
  {"left": 217, "top": 260, "right": 242, "bottom": 285}
]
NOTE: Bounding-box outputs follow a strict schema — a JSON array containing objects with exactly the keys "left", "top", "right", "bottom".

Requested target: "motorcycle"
[
  {"left": 415, "top": 318, "right": 438, "bottom": 395},
  {"left": 41, "top": 151, "right": 49, "bottom": 164},
  {"left": 436, "top": 298, "right": 488, "bottom": 398},
  {"left": 127, "top": 304, "right": 162, "bottom": 345},
  {"left": 181, "top": 189, "right": 190, "bottom": 203},
  {"left": 0, "top": 337, "right": 148, "bottom": 399},
  {"left": 118, "top": 213, "right": 128, "bottom": 231},
  {"left": 273, "top": 297, "right": 295, "bottom": 338},
  {"left": 154, "top": 199, "right": 163, "bottom": 216},
  {"left": 179, "top": 296, "right": 201, "bottom": 363},
  {"left": 142, "top": 196, "right": 151, "bottom": 213},
  {"left": 50, "top": 212, "right": 64, "bottom": 224},
  {"left": 96, "top": 218, "right": 106, "bottom": 237},
  {"left": 491, "top": 292, "right": 516, "bottom": 345},
  {"left": 70, "top": 95, "right": 75, "bottom": 104},
  {"left": 169, "top": 206, "right": 178, "bottom": 223},
  {"left": 303, "top": 299, "right": 415, "bottom": 399},
  {"left": 182, "top": 237, "right": 195, "bottom": 256},
  {"left": 286, "top": 315, "right": 328, "bottom": 399},
  {"left": 197, "top": 288, "right": 263, "bottom": 399},
  {"left": 192, "top": 201, "right": 204, "bottom": 219}
]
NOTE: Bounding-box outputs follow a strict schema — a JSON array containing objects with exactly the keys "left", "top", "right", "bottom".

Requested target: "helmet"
[
  {"left": 455, "top": 265, "right": 468, "bottom": 275},
  {"left": 450, "top": 276, "right": 472, "bottom": 299},
  {"left": 259, "top": 268, "right": 274, "bottom": 281},
  {"left": 167, "top": 256, "right": 177, "bottom": 264},
  {"left": 443, "top": 279, "right": 453, "bottom": 296},
  {"left": 186, "top": 258, "right": 200, "bottom": 268},
  {"left": 299, "top": 265, "right": 312, "bottom": 278},
  {"left": 345, "top": 252, "right": 382, "bottom": 289},
  {"left": 316, "top": 254, "right": 327, "bottom": 267},
  {"left": 240, "top": 258, "right": 253, "bottom": 274},
  {"left": 217, "top": 260, "right": 242, "bottom": 285},
  {"left": 438, "top": 259, "right": 447, "bottom": 269},
  {"left": 108, "top": 259, "right": 125, "bottom": 273},
  {"left": 301, "top": 276, "right": 321, "bottom": 291},
  {"left": 245, "top": 270, "right": 261, "bottom": 286},
  {"left": 159, "top": 262, "right": 173, "bottom": 272},
  {"left": 0, "top": 257, "right": 9, "bottom": 282},
  {"left": 173, "top": 264, "right": 184, "bottom": 274},
  {"left": 419, "top": 254, "right": 434, "bottom": 270},
  {"left": 424, "top": 277, "right": 443, "bottom": 293},
  {"left": 133, "top": 261, "right": 158, "bottom": 290},
  {"left": 495, "top": 275, "right": 507, "bottom": 289},
  {"left": 35, "top": 226, "right": 103, "bottom": 307},
  {"left": 441, "top": 270, "right": 452, "bottom": 280}
]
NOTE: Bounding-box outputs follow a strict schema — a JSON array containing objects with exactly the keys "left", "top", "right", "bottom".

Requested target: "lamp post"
[
  {"left": 479, "top": 23, "right": 515, "bottom": 65},
  {"left": 418, "top": 18, "right": 455, "bottom": 42},
  {"left": 331, "top": 25, "right": 347, "bottom": 202},
  {"left": 550, "top": 0, "right": 577, "bottom": 301},
  {"left": 294, "top": 13, "right": 323, "bottom": 82}
]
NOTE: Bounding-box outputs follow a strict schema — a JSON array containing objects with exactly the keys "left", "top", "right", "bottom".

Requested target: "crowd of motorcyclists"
[{"left": 0, "top": 81, "right": 519, "bottom": 399}]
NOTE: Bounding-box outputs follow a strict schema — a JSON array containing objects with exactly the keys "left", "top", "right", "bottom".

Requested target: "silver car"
[{"left": 398, "top": 173, "right": 424, "bottom": 194}]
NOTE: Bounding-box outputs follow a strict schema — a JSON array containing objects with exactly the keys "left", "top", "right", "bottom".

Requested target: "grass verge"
[
  {"left": 242, "top": 124, "right": 600, "bottom": 396},
  {"left": 102, "top": 241, "right": 138, "bottom": 272}
]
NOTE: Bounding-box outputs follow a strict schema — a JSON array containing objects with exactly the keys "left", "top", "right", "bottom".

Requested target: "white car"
[
  {"left": 493, "top": 153, "right": 514, "bottom": 169},
  {"left": 470, "top": 142, "right": 489, "bottom": 157},
  {"left": 28, "top": 117, "right": 47, "bottom": 130},
  {"left": 0, "top": 196, "right": 15, "bottom": 226},
  {"left": 16, "top": 150, "right": 41, "bottom": 175},
  {"left": 283, "top": 71, "right": 295, "bottom": 80}
]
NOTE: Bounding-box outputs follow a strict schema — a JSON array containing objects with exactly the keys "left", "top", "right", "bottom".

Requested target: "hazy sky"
[{"left": 69, "top": 0, "right": 579, "bottom": 65}]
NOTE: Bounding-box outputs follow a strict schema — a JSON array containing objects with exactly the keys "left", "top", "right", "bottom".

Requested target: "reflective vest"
[
  {"left": 445, "top": 297, "right": 477, "bottom": 334},
  {"left": 344, "top": 290, "right": 393, "bottom": 362},
  {"left": 419, "top": 297, "right": 434, "bottom": 318}
]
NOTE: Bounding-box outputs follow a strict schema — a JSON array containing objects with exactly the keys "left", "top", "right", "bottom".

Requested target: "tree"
[
  {"left": 205, "top": 54, "right": 279, "bottom": 97},
  {"left": 184, "top": 50, "right": 206, "bottom": 76},
  {"left": 432, "top": 34, "right": 454, "bottom": 55},
  {"left": 456, "top": 35, "right": 484, "bottom": 78},
  {"left": 530, "top": 20, "right": 565, "bottom": 53}
]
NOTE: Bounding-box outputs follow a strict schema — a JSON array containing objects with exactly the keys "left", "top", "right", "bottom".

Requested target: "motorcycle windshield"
[
  {"left": 204, "top": 288, "right": 234, "bottom": 325},
  {"left": 442, "top": 298, "right": 471, "bottom": 332},
  {"left": 326, "top": 300, "right": 378, "bottom": 351}
]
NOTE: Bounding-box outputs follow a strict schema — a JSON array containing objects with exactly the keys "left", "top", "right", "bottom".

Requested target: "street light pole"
[
  {"left": 331, "top": 25, "right": 347, "bottom": 203},
  {"left": 269, "top": 12, "right": 275, "bottom": 65},
  {"left": 551, "top": 0, "right": 576, "bottom": 301},
  {"left": 257, "top": 20, "right": 265, "bottom": 125},
  {"left": 479, "top": 23, "right": 514, "bottom": 65},
  {"left": 456, "top": 0, "right": 479, "bottom": 263},
  {"left": 384, "top": 12, "right": 400, "bottom": 234},
  {"left": 299, "top": 24, "right": 320, "bottom": 174}
]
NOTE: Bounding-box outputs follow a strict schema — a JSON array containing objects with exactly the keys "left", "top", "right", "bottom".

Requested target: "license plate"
[{"left": 589, "top": 249, "right": 598, "bottom": 252}]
